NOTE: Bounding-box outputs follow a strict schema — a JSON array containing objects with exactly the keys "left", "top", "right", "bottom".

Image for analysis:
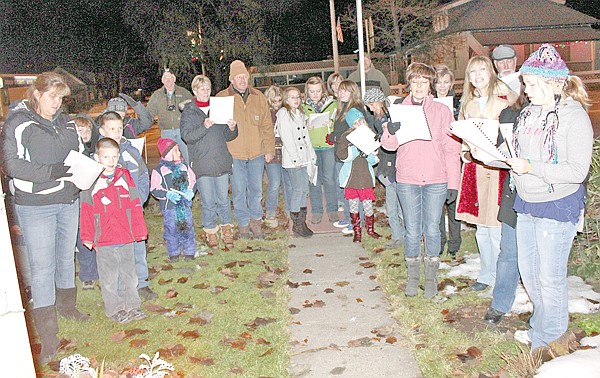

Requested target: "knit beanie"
[
  {"left": 345, "top": 108, "right": 364, "bottom": 127},
  {"left": 107, "top": 97, "right": 127, "bottom": 113},
  {"left": 519, "top": 44, "right": 569, "bottom": 81},
  {"left": 363, "top": 87, "right": 386, "bottom": 104},
  {"left": 229, "top": 60, "right": 249, "bottom": 82},
  {"left": 157, "top": 138, "right": 177, "bottom": 158}
]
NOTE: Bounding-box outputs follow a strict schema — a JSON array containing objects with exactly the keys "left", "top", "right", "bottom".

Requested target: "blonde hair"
[
  {"left": 406, "top": 62, "right": 436, "bottom": 94},
  {"left": 564, "top": 75, "right": 591, "bottom": 110},
  {"left": 191, "top": 75, "right": 211, "bottom": 94},
  {"left": 335, "top": 80, "right": 364, "bottom": 121},
  {"left": 26, "top": 72, "right": 71, "bottom": 115},
  {"left": 264, "top": 85, "right": 283, "bottom": 110},
  {"left": 281, "top": 87, "right": 304, "bottom": 118},
  {"left": 460, "top": 56, "right": 505, "bottom": 116},
  {"left": 327, "top": 73, "right": 344, "bottom": 95},
  {"left": 304, "top": 76, "right": 327, "bottom": 102}
]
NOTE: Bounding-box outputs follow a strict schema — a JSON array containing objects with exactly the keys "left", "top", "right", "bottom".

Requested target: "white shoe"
[
  {"left": 514, "top": 330, "right": 532, "bottom": 344},
  {"left": 341, "top": 225, "right": 354, "bottom": 235}
]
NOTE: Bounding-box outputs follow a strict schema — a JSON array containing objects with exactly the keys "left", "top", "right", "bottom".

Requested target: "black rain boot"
[
  {"left": 299, "top": 207, "right": 314, "bottom": 237},
  {"left": 32, "top": 305, "right": 60, "bottom": 364},
  {"left": 56, "top": 288, "right": 91, "bottom": 321}
]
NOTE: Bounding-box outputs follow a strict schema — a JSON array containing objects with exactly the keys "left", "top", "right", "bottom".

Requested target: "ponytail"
[{"left": 564, "top": 75, "right": 590, "bottom": 111}]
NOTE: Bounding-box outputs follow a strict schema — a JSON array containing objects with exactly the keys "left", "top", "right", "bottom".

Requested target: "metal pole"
[
  {"left": 329, "top": 0, "right": 340, "bottom": 74},
  {"left": 356, "top": 0, "right": 366, "bottom": 98}
]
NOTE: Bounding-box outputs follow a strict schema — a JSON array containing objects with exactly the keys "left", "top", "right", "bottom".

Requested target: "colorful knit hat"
[
  {"left": 157, "top": 138, "right": 177, "bottom": 157},
  {"left": 345, "top": 108, "right": 364, "bottom": 127},
  {"left": 519, "top": 44, "right": 569, "bottom": 81},
  {"left": 363, "top": 87, "right": 386, "bottom": 104}
]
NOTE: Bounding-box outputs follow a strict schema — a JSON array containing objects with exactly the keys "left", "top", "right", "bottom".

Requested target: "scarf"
[
  {"left": 196, "top": 99, "right": 209, "bottom": 108},
  {"left": 306, "top": 97, "right": 328, "bottom": 113},
  {"left": 162, "top": 160, "right": 191, "bottom": 236}
]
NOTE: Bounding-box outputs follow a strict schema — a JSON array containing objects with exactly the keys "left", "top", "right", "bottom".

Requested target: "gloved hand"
[
  {"left": 183, "top": 188, "right": 194, "bottom": 201},
  {"left": 49, "top": 163, "right": 73, "bottom": 180},
  {"left": 387, "top": 122, "right": 401, "bottom": 135},
  {"left": 166, "top": 190, "right": 182, "bottom": 203},
  {"left": 118, "top": 93, "right": 138, "bottom": 107},
  {"left": 446, "top": 189, "right": 458, "bottom": 203},
  {"left": 325, "top": 133, "right": 335, "bottom": 145}
]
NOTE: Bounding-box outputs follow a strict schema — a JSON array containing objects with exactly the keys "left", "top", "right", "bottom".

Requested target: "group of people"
[{"left": 0, "top": 42, "right": 593, "bottom": 364}]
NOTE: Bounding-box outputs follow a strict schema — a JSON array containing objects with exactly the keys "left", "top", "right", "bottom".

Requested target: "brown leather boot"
[
  {"left": 205, "top": 227, "right": 219, "bottom": 249},
  {"left": 350, "top": 212, "right": 361, "bottom": 243},
  {"left": 249, "top": 219, "right": 264, "bottom": 239},
  {"left": 220, "top": 224, "right": 234, "bottom": 248},
  {"left": 365, "top": 215, "right": 381, "bottom": 239}
]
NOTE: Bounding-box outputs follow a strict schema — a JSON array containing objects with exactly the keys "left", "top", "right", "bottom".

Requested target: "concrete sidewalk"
[{"left": 288, "top": 233, "right": 422, "bottom": 377}]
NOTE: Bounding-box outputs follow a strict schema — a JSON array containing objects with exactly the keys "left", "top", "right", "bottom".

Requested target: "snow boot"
[
  {"left": 423, "top": 256, "right": 440, "bottom": 298},
  {"left": 56, "top": 288, "right": 90, "bottom": 321},
  {"left": 405, "top": 257, "right": 421, "bottom": 297},
  {"left": 32, "top": 305, "right": 60, "bottom": 364}
]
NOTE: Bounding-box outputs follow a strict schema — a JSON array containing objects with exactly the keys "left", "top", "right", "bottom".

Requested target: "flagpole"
[
  {"left": 356, "top": 0, "right": 366, "bottom": 98},
  {"left": 329, "top": 0, "right": 340, "bottom": 73}
]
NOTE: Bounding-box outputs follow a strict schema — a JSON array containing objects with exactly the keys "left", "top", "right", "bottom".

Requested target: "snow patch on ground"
[{"left": 535, "top": 335, "right": 600, "bottom": 378}]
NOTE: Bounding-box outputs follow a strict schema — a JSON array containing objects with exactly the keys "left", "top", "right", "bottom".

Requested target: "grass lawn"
[{"left": 38, "top": 200, "right": 292, "bottom": 377}]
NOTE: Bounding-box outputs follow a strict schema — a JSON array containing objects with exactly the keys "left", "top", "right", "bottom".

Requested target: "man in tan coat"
[{"left": 216, "top": 60, "right": 275, "bottom": 238}]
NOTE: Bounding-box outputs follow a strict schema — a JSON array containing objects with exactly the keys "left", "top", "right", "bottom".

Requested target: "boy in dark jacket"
[
  {"left": 150, "top": 138, "right": 197, "bottom": 261},
  {"left": 80, "top": 138, "right": 148, "bottom": 324}
]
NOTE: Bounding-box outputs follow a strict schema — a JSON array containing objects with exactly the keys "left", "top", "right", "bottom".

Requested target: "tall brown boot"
[
  {"left": 350, "top": 212, "right": 362, "bottom": 243},
  {"left": 365, "top": 215, "right": 381, "bottom": 239},
  {"left": 32, "top": 305, "right": 60, "bottom": 364},
  {"left": 56, "top": 288, "right": 90, "bottom": 321}
]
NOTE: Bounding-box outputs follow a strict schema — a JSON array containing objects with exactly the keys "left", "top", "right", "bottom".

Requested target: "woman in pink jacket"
[{"left": 380, "top": 63, "right": 461, "bottom": 298}]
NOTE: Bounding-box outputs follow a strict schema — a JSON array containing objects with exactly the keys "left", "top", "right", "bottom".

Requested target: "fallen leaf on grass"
[
  {"left": 245, "top": 317, "right": 276, "bottom": 330},
  {"left": 240, "top": 332, "right": 253, "bottom": 339},
  {"left": 222, "top": 337, "right": 247, "bottom": 350},
  {"left": 324, "top": 288, "right": 334, "bottom": 294},
  {"left": 387, "top": 263, "right": 402, "bottom": 268},
  {"left": 373, "top": 247, "right": 384, "bottom": 253},
  {"left": 257, "top": 272, "right": 279, "bottom": 288},
  {"left": 111, "top": 329, "right": 149, "bottom": 342},
  {"left": 335, "top": 281, "right": 349, "bottom": 287},
  {"left": 288, "top": 244, "right": 296, "bottom": 248},
  {"left": 156, "top": 344, "right": 187, "bottom": 359},
  {"left": 189, "top": 311, "right": 212, "bottom": 325},
  {"left": 144, "top": 302, "right": 172, "bottom": 314},
  {"left": 189, "top": 356, "right": 215, "bottom": 365},
  {"left": 177, "top": 277, "right": 188, "bottom": 284},
  {"left": 415, "top": 343, "right": 426, "bottom": 349},
  {"left": 260, "top": 290, "right": 275, "bottom": 298},
  {"left": 368, "top": 275, "right": 377, "bottom": 280},
  {"left": 161, "top": 264, "right": 174, "bottom": 271},
  {"left": 58, "top": 338, "right": 77, "bottom": 351},
  {"left": 259, "top": 348, "right": 273, "bottom": 357},
  {"left": 230, "top": 367, "right": 244, "bottom": 374},
  {"left": 129, "top": 339, "right": 148, "bottom": 348},
  {"left": 358, "top": 257, "right": 369, "bottom": 261},
  {"left": 356, "top": 298, "right": 363, "bottom": 303},
  {"left": 301, "top": 281, "right": 312, "bottom": 286},
  {"left": 287, "top": 280, "right": 300, "bottom": 288},
  {"left": 256, "top": 338, "right": 271, "bottom": 345},
  {"left": 386, "top": 336, "right": 398, "bottom": 344},
  {"left": 360, "top": 261, "right": 375, "bottom": 269},
  {"left": 158, "top": 278, "right": 173, "bottom": 285},
  {"left": 209, "top": 285, "right": 228, "bottom": 294},
  {"left": 193, "top": 283, "right": 209, "bottom": 289},
  {"left": 315, "top": 253, "right": 324, "bottom": 257},
  {"left": 220, "top": 268, "right": 239, "bottom": 279},
  {"left": 177, "top": 330, "right": 200, "bottom": 339},
  {"left": 303, "top": 268, "right": 313, "bottom": 274},
  {"left": 224, "top": 261, "right": 238, "bottom": 268},
  {"left": 166, "top": 289, "right": 178, "bottom": 298},
  {"left": 466, "top": 346, "right": 483, "bottom": 359}
]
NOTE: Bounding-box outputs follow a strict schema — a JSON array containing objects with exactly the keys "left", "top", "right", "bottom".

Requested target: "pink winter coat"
[{"left": 380, "top": 95, "right": 461, "bottom": 189}]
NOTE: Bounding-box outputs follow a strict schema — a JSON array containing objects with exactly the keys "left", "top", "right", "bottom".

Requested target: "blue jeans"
[
  {"left": 475, "top": 225, "right": 502, "bottom": 285},
  {"left": 385, "top": 182, "right": 405, "bottom": 241},
  {"left": 490, "top": 222, "right": 519, "bottom": 313},
  {"left": 161, "top": 128, "right": 189, "bottom": 165},
  {"left": 517, "top": 213, "right": 578, "bottom": 349},
  {"left": 197, "top": 174, "right": 233, "bottom": 228},
  {"left": 76, "top": 235, "right": 98, "bottom": 282},
  {"left": 16, "top": 201, "right": 79, "bottom": 309},
  {"left": 231, "top": 156, "right": 265, "bottom": 226},
  {"left": 265, "top": 163, "right": 291, "bottom": 216},
  {"left": 309, "top": 148, "right": 337, "bottom": 215},
  {"left": 396, "top": 183, "right": 447, "bottom": 258},
  {"left": 162, "top": 207, "right": 196, "bottom": 257},
  {"left": 285, "top": 167, "right": 309, "bottom": 212}
]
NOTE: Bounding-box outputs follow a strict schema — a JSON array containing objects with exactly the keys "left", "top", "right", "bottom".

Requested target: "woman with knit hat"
[
  {"left": 506, "top": 44, "right": 593, "bottom": 351},
  {"left": 150, "top": 138, "right": 197, "bottom": 261}
]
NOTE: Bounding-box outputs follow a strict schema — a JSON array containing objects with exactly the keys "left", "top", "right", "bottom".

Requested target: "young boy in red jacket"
[{"left": 80, "top": 137, "right": 148, "bottom": 324}]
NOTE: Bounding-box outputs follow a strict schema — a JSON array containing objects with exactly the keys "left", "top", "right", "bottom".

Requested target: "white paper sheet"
[
  {"left": 388, "top": 104, "right": 432, "bottom": 146},
  {"left": 499, "top": 123, "right": 516, "bottom": 158},
  {"left": 60, "top": 150, "right": 105, "bottom": 190},
  {"left": 450, "top": 119, "right": 508, "bottom": 164},
  {"left": 308, "top": 113, "right": 331, "bottom": 130},
  {"left": 346, "top": 124, "right": 381, "bottom": 155},
  {"left": 128, "top": 136, "right": 145, "bottom": 155},
  {"left": 209, "top": 96, "right": 234, "bottom": 124}
]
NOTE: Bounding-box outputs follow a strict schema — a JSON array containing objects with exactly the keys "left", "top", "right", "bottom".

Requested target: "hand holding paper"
[
  {"left": 209, "top": 96, "right": 234, "bottom": 124},
  {"left": 388, "top": 104, "right": 432, "bottom": 146},
  {"left": 59, "top": 150, "right": 105, "bottom": 190},
  {"left": 346, "top": 124, "right": 380, "bottom": 155}
]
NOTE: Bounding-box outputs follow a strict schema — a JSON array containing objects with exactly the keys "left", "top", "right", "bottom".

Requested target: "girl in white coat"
[{"left": 276, "top": 87, "right": 317, "bottom": 237}]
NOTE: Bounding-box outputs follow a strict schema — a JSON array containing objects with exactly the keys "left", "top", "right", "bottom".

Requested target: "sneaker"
[
  {"left": 82, "top": 280, "right": 95, "bottom": 290},
  {"left": 169, "top": 255, "right": 180, "bottom": 262},
  {"left": 514, "top": 330, "right": 532, "bottom": 344},
  {"left": 310, "top": 213, "right": 322, "bottom": 224},
  {"left": 341, "top": 225, "right": 354, "bottom": 235},
  {"left": 111, "top": 310, "right": 132, "bottom": 324},
  {"left": 333, "top": 220, "right": 349, "bottom": 228},
  {"left": 483, "top": 307, "right": 504, "bottom": 325},
  {"left": 138, "top": 286, "right": 158, "bottom": 301},
  {"left": 128, "top": 308, "right": 147, "bottom": 321},
  {"left": 470, "top": 282, "right": 489, "bottom": 291}
]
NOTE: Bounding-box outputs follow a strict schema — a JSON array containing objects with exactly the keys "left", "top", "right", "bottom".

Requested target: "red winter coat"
[{"left": 80, "top": 167, "right": 148, "bottom": 248}]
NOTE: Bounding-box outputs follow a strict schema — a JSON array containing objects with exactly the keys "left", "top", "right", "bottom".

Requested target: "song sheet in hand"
[{"left": 388, "top": 104, "right": 432, "bottom": 146}]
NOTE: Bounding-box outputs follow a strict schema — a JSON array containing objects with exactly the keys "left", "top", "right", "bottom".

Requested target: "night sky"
[{"left": 0, "top": 0, "right": 597, "bottom": 76}]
